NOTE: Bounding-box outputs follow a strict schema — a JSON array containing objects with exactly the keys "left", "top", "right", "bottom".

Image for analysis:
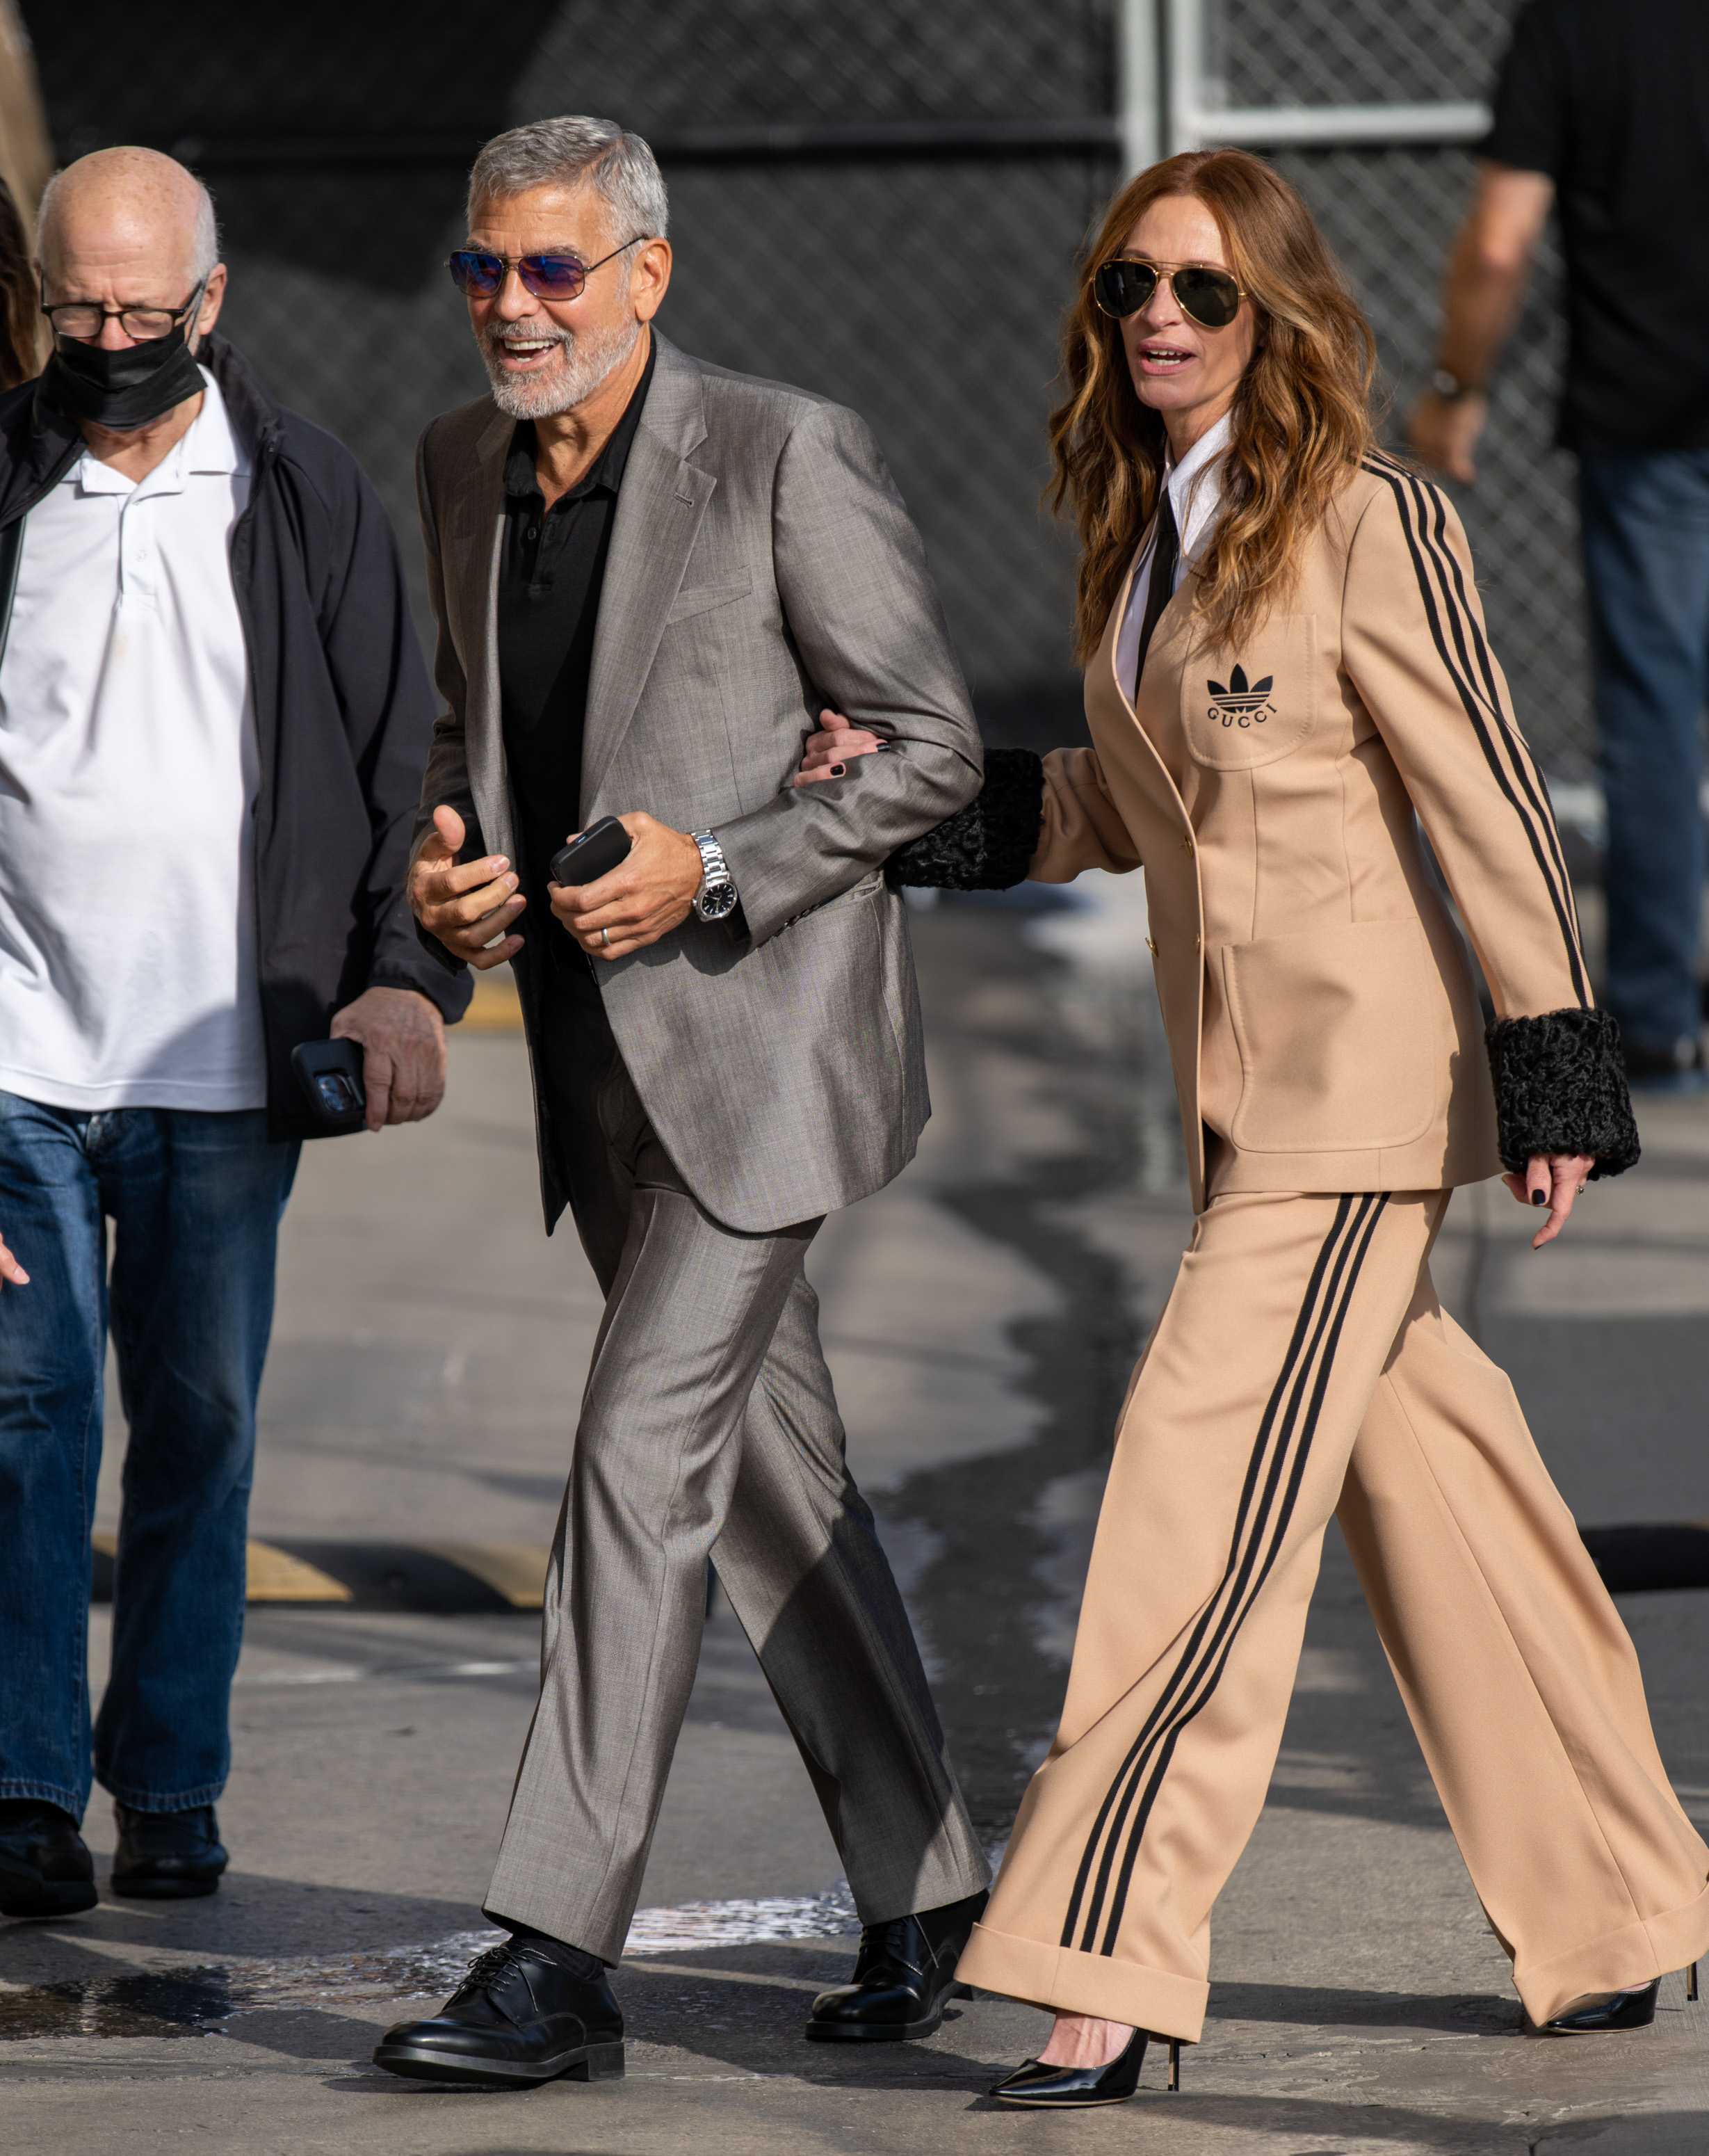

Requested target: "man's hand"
[
  {"left": 0, "top": 1230, "right": 28, "bottom": 1293},
  {"left": 551, "top": 811, "right": 704, "bottom": 959},
  {"left": 331, "top": 986, "right": 447, "bottom": 1132},
  {"left": 1503, "top": 1151, "right": 1596, "bottom": 1250},
  {"left": 410, "top": 803, "right": 526, "bottom": 970},
  {"left": 1405, "top": 389, "right": 1490, "bottom": 485},
  {"left": 795, "top": 707, "right": 885, "bottom": 786}
]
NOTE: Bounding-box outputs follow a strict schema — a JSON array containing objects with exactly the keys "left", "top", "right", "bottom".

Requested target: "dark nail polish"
[
  {"left": 1530, "top": 1189, "right": 1547, "bottom": 1206},
  {"left": 830, "top": 763, "right": 845, "bottom": 776}
]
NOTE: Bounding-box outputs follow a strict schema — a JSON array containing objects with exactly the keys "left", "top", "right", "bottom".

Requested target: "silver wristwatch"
[{"left": 689, "top": 830, "right": 739, "bottom": 922}]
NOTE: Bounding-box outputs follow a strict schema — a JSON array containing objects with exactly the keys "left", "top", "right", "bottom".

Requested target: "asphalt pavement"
[{"left": 4, "top": 881, "right": 1709, "bottom": 2153}]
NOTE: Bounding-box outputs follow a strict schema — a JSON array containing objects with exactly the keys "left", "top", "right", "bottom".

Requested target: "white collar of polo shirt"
[
  {"left": 1163, "top": 406, "right": 1233, "bottom": 567},
  {"left": 69, "top": 364, "right": 250, "bottom": 501}
]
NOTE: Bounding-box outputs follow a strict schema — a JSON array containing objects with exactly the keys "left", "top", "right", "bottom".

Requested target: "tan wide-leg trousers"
[{"left": 958, "top": 1189, "right": 1709, "bottom": 2040}]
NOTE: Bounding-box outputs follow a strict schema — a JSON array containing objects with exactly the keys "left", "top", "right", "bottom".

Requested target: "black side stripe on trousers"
[
  {"left": 1359, "top": 455, "right": 1587, "bottom": 1007},
  {"left": 1058, "top": 1192, "right": 1390, "bottom": 1958}
]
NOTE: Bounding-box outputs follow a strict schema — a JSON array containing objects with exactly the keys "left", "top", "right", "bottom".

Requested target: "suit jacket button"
[
  {"left": 1194, "top": 933, "right": 1202, "bottom": 953},
  {"left": 1181, "top": 834, "right": 1194, "bottom": 855},
  {"left": 1145, "top": 936, "right": 1158, "bottom": 956}
]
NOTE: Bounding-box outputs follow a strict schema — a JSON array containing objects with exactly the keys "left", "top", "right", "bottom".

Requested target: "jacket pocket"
[
  {"left": 1182, "top": 613, "right": 1315, "bottom": 770},
  {"left": 665, "top": 575, "right": 754, "bottom": 625},
  {"left": 1222, "top": 918, "right": 1441, "bottom": 1153}
]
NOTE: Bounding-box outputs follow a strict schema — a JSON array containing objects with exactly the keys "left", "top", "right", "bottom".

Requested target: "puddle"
[
  {"left": 0, "top": 1965, "right": 250, "bottom": 2039},
  {"left": 0, "top": 1894, "right": 872, "bottom": 2042},
  {"left": 624, "top": 1888, "right": 857, "bottom": 1950}
]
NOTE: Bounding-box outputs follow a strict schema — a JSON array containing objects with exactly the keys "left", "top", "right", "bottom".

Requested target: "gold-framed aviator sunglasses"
[{"left": 1093, "top": 258, "right": 1246, "bottom": 330}]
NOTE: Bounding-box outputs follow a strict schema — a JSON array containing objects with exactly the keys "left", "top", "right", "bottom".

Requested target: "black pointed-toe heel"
[
  {"left": 991, "top": 2025, "right": 1158, "bottom": 2107},
  {"left": 1538, "top": 1978, "right": 1660, "bottom": 2034}
]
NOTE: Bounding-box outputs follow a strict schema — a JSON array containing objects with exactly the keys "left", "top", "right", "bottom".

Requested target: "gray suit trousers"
[{"left": 484, "top": 970, "right": 989, "bottom": 1960}]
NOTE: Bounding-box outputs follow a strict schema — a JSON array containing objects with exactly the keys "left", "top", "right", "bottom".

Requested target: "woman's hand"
[
  {"left": 0, "top": 1228, "right": 28, "bottom": 1292},
  {"left": 793, "top": 707, "right": 885, "bottom": 787},
  {"left": 1503, "top": 1152, "right": 1596, "bottom": 1250}
]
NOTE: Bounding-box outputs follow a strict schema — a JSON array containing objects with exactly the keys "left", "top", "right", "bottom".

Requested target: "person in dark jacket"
[
  {"left": 1407, "top": 0, "right": 1709, "bottom": 1088},
  {"left": 0, "top": 147, "right": 467, "bottom": 1920}
]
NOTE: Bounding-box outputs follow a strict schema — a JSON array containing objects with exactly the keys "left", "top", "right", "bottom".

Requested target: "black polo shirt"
[
  {"left": 499, "top": 332, "right": 656, "bottom": 937},
  {"left": 1483, "top": 0, "right": 1709, "bottom": 455}
]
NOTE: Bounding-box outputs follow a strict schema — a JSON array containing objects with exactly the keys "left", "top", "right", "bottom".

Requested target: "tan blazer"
[{"left": 1031, "top": 453, "right": 1590, "bottom": 1213}]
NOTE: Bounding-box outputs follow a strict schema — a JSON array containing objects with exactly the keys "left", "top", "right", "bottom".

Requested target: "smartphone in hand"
[
  {"left": 290, "top": 1038, "right": 368, "bottom": 1133},
  {"left": 550, "top": 816, "right": 632, "bottom": 887}
]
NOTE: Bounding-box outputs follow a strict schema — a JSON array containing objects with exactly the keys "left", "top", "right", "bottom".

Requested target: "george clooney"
[{"left": 373, "top": 117, "right": 991, "bottom": 2088}]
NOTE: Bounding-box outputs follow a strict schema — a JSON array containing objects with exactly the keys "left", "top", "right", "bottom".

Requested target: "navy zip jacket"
[{"left": 0, "top": 334, "right": 469, "bottom": 1142}]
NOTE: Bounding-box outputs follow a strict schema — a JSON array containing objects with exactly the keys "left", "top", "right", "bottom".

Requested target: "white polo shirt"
[{"left": 0, "top": 367, "right": 266, "bottom": 1112}]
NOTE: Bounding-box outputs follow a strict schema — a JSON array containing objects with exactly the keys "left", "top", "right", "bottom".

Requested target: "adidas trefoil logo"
[{"left": 1206, "top": 663, "right": 1276, "bottom": 728}]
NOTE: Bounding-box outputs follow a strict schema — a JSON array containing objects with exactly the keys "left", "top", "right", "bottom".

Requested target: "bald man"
[{"left": 0, "top": 150, "right": 467, "bottom": 1919}]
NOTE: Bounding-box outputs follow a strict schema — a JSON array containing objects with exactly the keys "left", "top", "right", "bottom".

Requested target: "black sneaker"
[
  {"left": 111, "top": 1803, "right": 227, "bottom": 1899},
  {"left": 0, "top": 1799, "right": 97, "bottom": 1918},
  {"left": 373, "top": 1938, "right": 625, "bottom": 2086}
]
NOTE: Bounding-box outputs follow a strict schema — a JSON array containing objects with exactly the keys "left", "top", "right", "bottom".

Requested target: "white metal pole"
[
  {"left": 1166, "top": 0, "right": 1204, "bottom": 155},
  {"left": 1117, "top": 0, "right": 1161, "bottom": 177}
]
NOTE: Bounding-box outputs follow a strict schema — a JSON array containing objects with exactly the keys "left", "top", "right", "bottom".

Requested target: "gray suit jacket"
[{"left": 412, "top": 332, "right": 983, "bottom": 1232}]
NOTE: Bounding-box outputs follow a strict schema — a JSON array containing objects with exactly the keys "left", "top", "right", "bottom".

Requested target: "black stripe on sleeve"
[{"left": 1359, "top": 456, "right": 1587, "bottom": 1007}]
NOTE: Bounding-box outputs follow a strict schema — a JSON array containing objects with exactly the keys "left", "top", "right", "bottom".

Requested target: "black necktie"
[{"left": 1132, "top": 486, "right": 1180, "bottom": 698}]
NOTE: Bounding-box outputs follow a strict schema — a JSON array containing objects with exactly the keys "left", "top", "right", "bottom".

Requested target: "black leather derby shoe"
[
  {"left": 1539, "top": 1978, "right": 1660, "bottom": 2034},
  {"left": 991, "top": 2025, "right": 1151, "bottom": 2107},
  {"left": 111, "top": 1803, "right": 227, "bottom": 1898},
  {"left": 373, "top": 1940, "right": 625, "bottom": 2086},
  {"left": 805, "top": 1888, "right": 988, "bottom": 2041},
  {"left": 0, "top": 1799, "right": 97, "bottom": 1919}
]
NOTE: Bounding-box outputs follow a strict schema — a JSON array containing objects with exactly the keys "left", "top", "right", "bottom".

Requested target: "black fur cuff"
[
  {"left": 1484, "top": 1008, "right": 1640, "bottom": 1179},
  {"left": 886, "top": 748, "right": 1044, "bottom": 890}
]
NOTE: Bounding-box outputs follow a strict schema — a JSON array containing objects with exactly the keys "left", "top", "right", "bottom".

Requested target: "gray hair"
[
  {"left": 38, "top": 168, "right": 220, "bottom": 282},
  {"left": 468, "top": 117, "right": 669, "bottom": 246}
]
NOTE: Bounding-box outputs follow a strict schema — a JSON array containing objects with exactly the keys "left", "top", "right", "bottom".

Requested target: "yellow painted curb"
[
  {"left": 419, "top": 1541, "right": 547, "bottom": 1609},
  {"left": 458, "top": 974, "right": 524, "bottom": 1033},
  {"left": 245, "top": 1542, "right": 355, "bottom": 1602}
]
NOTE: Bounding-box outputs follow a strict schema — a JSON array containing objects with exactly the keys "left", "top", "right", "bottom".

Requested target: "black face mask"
[{"left": 42, "top": 282, "right": 209, "bottom": 431}]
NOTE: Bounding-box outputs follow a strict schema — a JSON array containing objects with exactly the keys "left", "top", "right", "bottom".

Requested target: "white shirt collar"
[
  {"left": 67, "top": 367, "right": 250, "bottom": 499},
  {"left": 1163, "top": 408, "right": 1233, "bottom": 564}
]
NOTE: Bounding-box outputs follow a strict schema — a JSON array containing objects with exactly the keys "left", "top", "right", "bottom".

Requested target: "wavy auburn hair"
[{"left": 1051, "top": 150, "right": 1377, "bottom": 658}]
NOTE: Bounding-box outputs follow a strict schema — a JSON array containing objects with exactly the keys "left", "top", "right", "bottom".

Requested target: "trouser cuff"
[
  {"left": 957, "top": 1919, "right": 1208, "bottom": 2043},
  {"left": 1516, "top": 1879, "right": 1709, "bottom": 2025}
]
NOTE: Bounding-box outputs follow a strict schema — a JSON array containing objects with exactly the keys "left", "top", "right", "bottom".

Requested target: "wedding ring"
[{"left": 601, "top": 928, "right": 610, "bottom": 947}]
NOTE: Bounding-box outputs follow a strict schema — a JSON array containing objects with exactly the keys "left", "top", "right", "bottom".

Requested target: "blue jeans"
[
  {"left": 1579, "top": 450, "right": 1709, "bottom": 1056},
  {"left": 0, "top": 1095, "right": 298, "bottom": 1817}
]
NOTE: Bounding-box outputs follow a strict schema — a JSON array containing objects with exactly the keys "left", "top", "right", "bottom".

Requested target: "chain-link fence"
[
  {"left": 22, "top": 0, "right": 1587, "bottom": 771},
  {"left": 1198, "top": 0, "right": 1591, "bottom": 773}
]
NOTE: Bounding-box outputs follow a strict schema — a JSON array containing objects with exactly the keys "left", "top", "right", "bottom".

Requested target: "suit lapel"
[
  {"left": 447, "top": 404, "right": 515, "bottom": 861},
  {"left": 580, "top": 338, "right": 715, "bottom": 814}
]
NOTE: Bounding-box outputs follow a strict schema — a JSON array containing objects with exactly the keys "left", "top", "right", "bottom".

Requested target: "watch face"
[{"left": 697, "top": 880, "right": 738, "bottom": 921}]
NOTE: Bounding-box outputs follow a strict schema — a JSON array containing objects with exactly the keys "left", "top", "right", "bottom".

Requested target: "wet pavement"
[{"left": 5, "top": 888, "right": 1709, "bottom": 2153}]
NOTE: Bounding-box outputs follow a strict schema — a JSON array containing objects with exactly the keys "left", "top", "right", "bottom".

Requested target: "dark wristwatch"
[{"left": 690, "top": 830, "right": 738, "bottom": 922}]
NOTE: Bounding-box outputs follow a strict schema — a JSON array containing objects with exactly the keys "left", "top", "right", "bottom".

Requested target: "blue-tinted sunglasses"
[{"left": 446, "top": 239, "right": 640, "bottom": 302}]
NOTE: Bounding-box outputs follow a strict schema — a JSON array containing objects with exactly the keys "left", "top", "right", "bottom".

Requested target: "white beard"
[{"left": 479, "top": 309, "right": 641, "bottom": 420}]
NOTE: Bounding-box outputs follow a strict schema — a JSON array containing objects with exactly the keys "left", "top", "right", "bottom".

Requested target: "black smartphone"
[
  {"left": 549, "top": 816, "right": 632, "bottom": 888},
  {"left": 290, "top": 1038, "right": 368, "bottom": 1133}
]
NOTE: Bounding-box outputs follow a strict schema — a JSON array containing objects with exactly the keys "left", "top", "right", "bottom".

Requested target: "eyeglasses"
[
  {"left": 1093, "top": 258, "right": 1246, "bottom": 331},
  {"left": 40, "top": 275, "right": 209, "bottom": 344},
  {"left": 446, "top": 239, "right": 640, "bottom": 302}
]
